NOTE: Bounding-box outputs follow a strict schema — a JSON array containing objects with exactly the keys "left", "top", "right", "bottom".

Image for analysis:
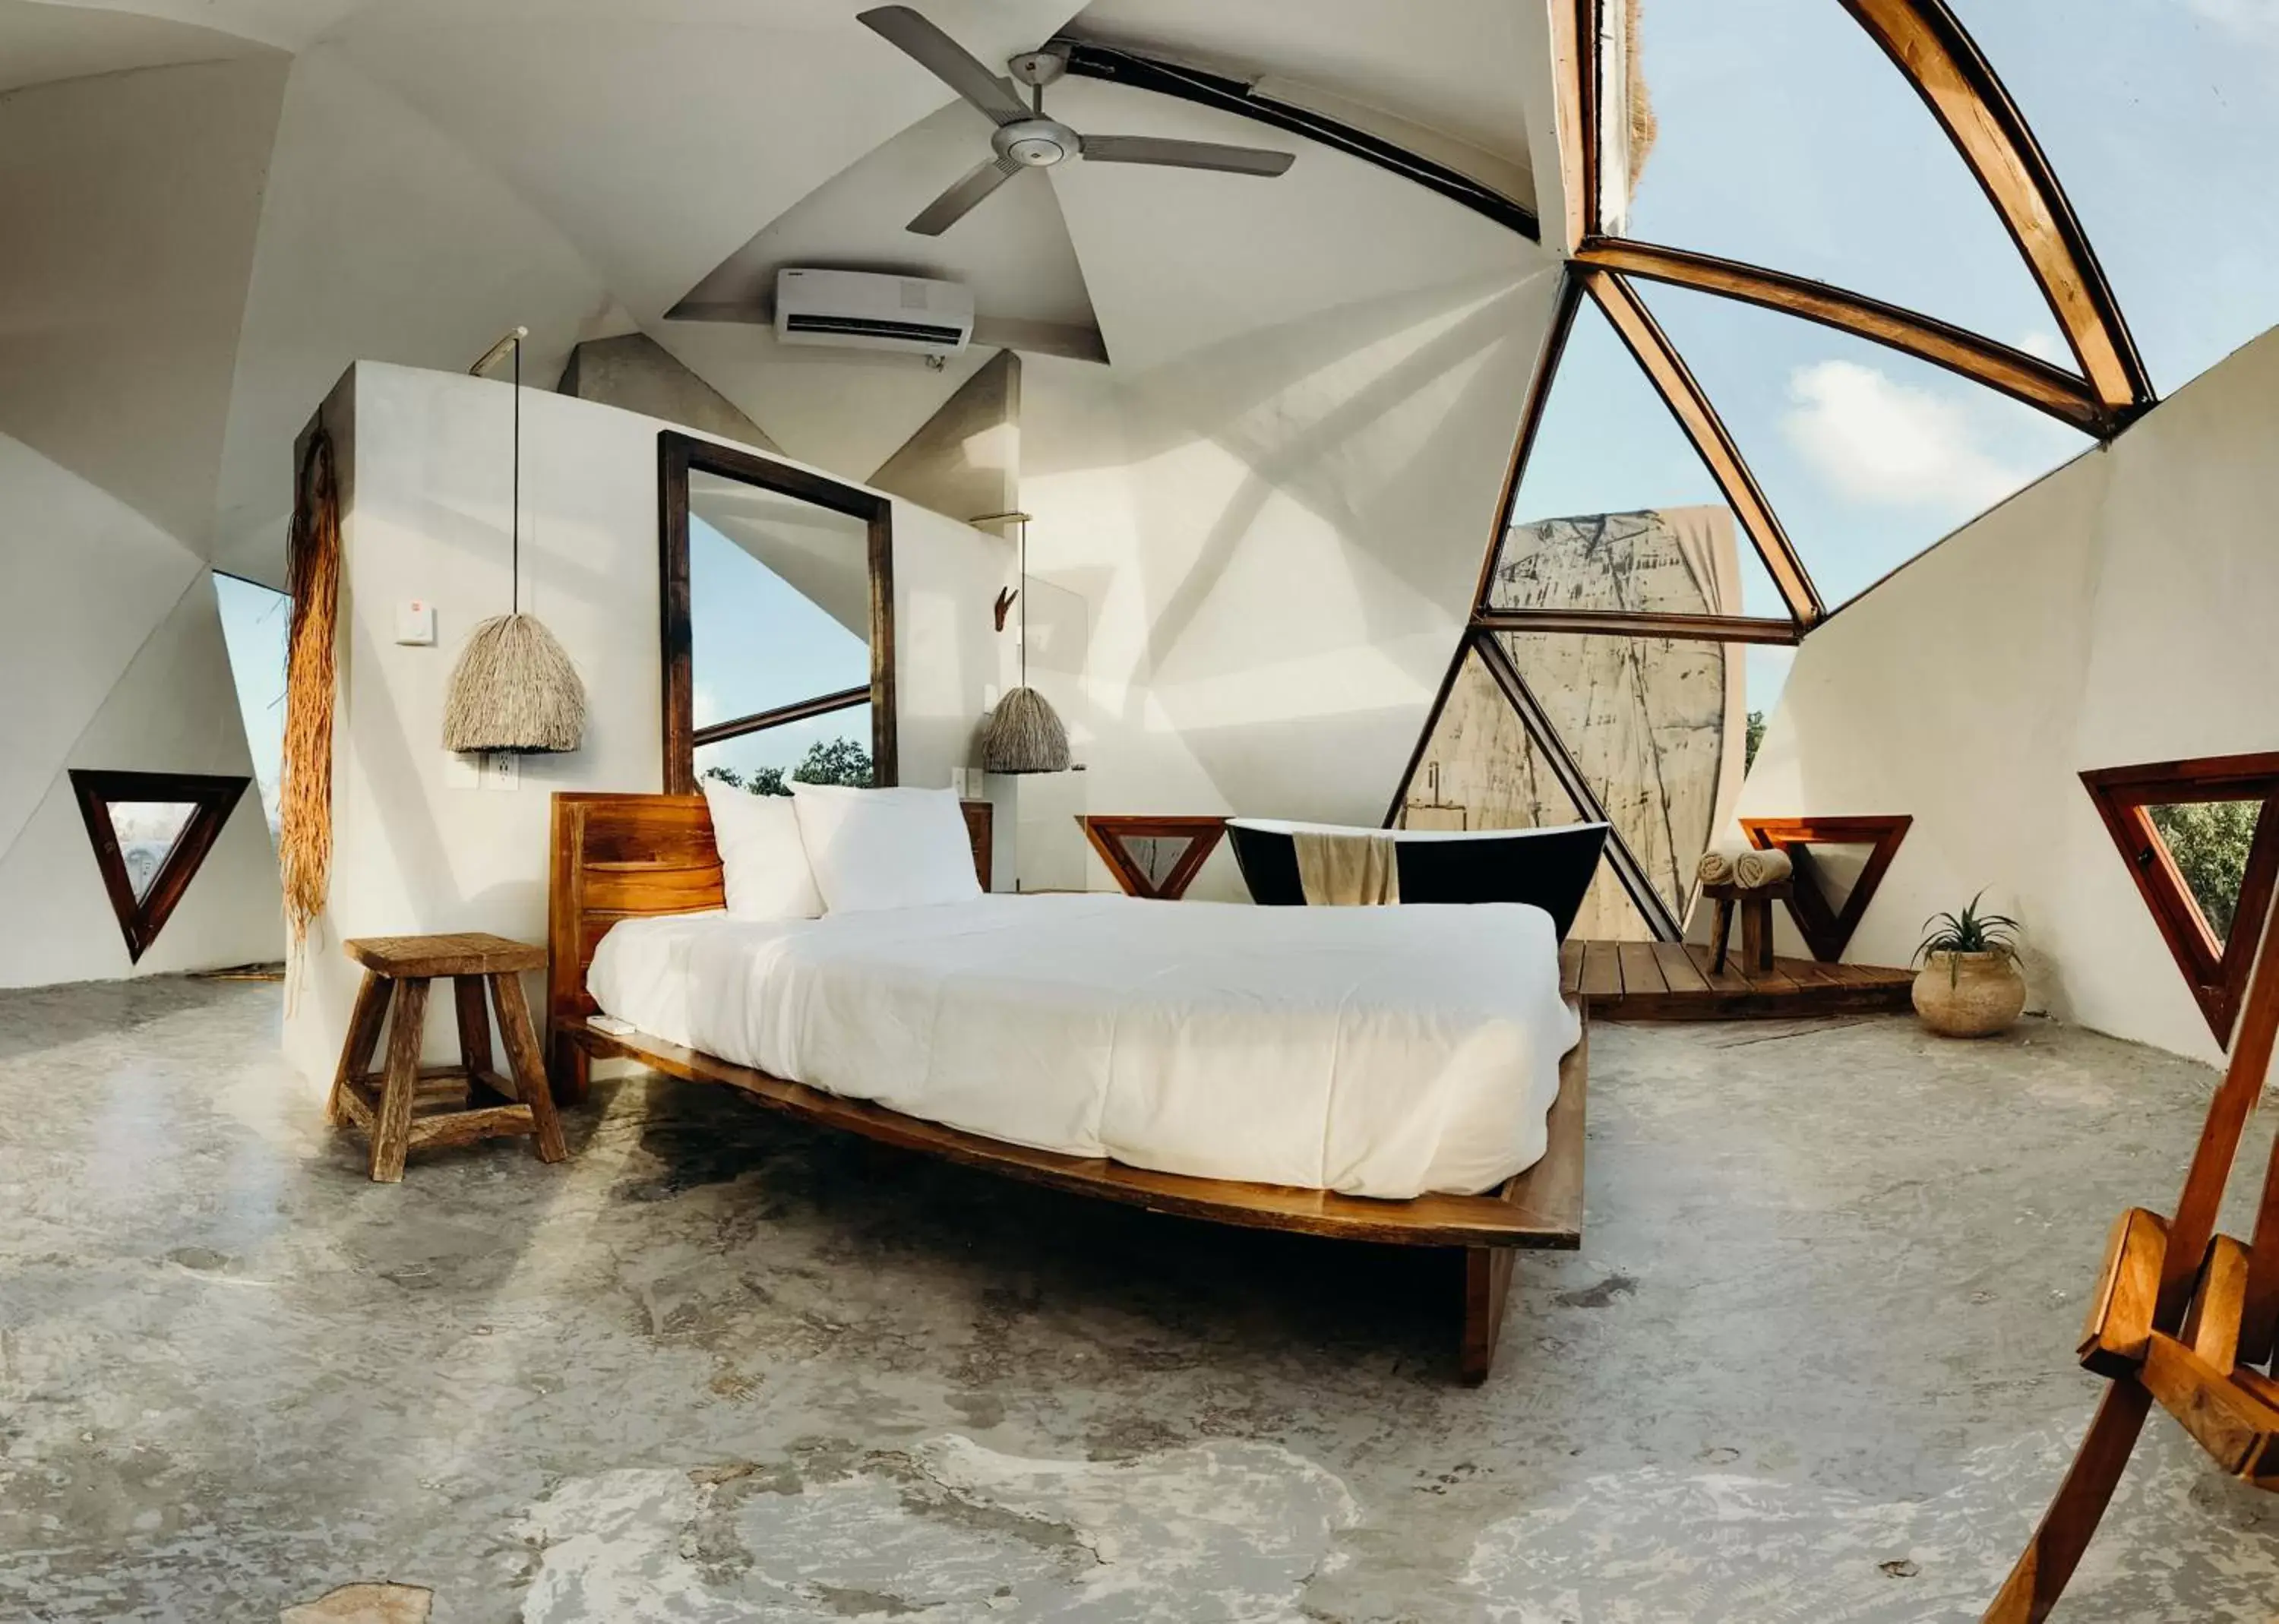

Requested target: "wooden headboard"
[{"left": 545, "top": 791, "right": 992, "bottom": 1098}]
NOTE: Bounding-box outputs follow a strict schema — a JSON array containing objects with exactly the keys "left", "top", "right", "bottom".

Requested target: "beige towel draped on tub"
[{"left": 1294, "top": 829, "right": 1402, "bottom": 905}]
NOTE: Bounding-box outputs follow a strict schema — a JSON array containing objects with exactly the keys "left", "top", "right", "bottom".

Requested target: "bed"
[{"left": 547, "top": 792, "right": 1587, "bottom": 1382}]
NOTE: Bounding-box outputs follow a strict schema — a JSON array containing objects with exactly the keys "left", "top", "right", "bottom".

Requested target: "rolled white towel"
[
  {"left": 1697, "top": 848, "right": 1737, "bottom": 886},
  {"left": 1734, "top": 846, "right": 1794, "bottom": 889}
]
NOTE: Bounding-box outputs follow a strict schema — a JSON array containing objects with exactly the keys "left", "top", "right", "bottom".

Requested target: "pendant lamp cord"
[
  {"left": 1016, "top": 516, "right": 1029, "bottom": 688},
  {"left": 510, "top": 335, "right": 521, "bottom": 616}
]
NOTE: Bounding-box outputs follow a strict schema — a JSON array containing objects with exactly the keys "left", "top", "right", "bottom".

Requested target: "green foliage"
[
  {"left": 793, "top": 736, "right": 873, "bottom": 788},
  {"left": 1914, "top": 890, "right": 2021, "bottom": 981},
  {"left": 697, "top": 735, "right": 871, "bottom": 798},
  {"left": 1744, "top": 709, "right": 1765, "bottom": 773},
  {"left": 2147, "top": 800, "right": 2258, "bottom": 941},
  {"left": 700, "top": 763, "right": 788, "bottom": 796}
]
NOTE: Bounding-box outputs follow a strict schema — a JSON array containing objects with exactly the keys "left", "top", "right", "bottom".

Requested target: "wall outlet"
[
  {"left": 479, "top": 750, "right": 519, "bottom": 791},
  {"left": 394, "top": 601, "right": 437, "bottom": 646}
]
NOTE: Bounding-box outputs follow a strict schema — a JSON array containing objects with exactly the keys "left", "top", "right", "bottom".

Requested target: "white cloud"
[
  {"left": 1781, "top": 360, "right": 2022, "bottom": 513},
  {"left": 2186, "top": 0, "right": 2279, "bottom": 49},
  {"left": 2015, "top": 329, "right": 2069, "bottom": 364}
]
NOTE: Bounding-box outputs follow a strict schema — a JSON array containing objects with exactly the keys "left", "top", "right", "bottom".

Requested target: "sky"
[
  {"left": 213, "top": 571, "right": 287, "bottom": 837},
  {"left": 687, "top": 512, "right": 873, "bottom": 781}
]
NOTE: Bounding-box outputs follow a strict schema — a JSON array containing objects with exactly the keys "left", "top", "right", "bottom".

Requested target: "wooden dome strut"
[{"left": 1983, "top": 883, "right": 2279, "bottom": 1621}]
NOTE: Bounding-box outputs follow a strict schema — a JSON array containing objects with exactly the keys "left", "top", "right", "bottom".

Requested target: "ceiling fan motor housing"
[{"left": 993, "top": 118, "right": 1076, "bottom": 166}]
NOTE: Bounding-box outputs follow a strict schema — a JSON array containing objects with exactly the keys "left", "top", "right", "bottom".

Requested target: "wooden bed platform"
[
  {"left": 548, "top": 791, "right": 1585, "bottom": 1383},
  {"left": 1562, "top": 939, "right": 1915, "bottom": 1021}
]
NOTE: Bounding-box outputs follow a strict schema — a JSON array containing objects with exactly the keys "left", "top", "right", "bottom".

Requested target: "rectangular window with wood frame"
[{"left": 657, "top": 432, "right": 896, "bottom": 795}]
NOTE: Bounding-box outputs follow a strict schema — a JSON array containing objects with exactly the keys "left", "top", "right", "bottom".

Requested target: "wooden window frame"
[
  {"left": 1837, "top": 0, "right": 2151, "bottom": 420},
  {"left": 1570, "top": 238, "right": 2111, "bottom": 435},
  {"left": 68, "top": 768, "right": 251, "bottom": 962},
  {"left": 2082, "top": 753, "right": 2279, "bottom": 1045},
  {"left": 1463, "top": 267, "right": 1819, "bottom": 641},
  {"left": 1580, "top": 267, "right": 1822, "bottom": 626},
  {"left": 1058, "top": 41, "right": 1539, "bottom": 242},
  {"left": 1740, "top": 814, "right": 1914, "bottom": 963},
  {"left": 657, "top": 431, "right": 896, "bottom": 796}
]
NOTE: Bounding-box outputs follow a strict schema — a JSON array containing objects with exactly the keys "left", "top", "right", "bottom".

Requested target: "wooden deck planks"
[
  {"left": 1563, "top": 939, "right": 1914, "bottom": 1021},
  {"left": 1617, "top": 942, "right": 1668, "bottom": 997},
  {"left": 1578, "top": 940, "right": 1624, "bottom": 1001}
]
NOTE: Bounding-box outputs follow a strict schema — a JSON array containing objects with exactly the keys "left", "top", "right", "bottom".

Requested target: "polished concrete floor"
[{"left": 4, "top": 976, "right": 2279, "bottom": 1622}]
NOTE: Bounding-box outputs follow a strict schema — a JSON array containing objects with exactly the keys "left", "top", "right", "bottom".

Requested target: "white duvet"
[{"left": 587, "top": 895, "right": 1579, "bottom": 1199}]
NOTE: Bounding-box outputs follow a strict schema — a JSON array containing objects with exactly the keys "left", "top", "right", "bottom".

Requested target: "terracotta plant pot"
[{"left": 1912, "top": 950, "right": 2027, "bottom": 1038}]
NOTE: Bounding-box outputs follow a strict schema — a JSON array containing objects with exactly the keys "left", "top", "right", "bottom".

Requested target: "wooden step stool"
[
  {"left": 327, "top": 933, "right": 567, "bottom": 1182},
  {"left": 1701, "top": 878, "right": 1794, "bottom": 974}
]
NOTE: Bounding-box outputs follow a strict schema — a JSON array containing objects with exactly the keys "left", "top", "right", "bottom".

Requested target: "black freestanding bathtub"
[{"left": 1225, "top": 818, "right": 1610, "bottom": 940}]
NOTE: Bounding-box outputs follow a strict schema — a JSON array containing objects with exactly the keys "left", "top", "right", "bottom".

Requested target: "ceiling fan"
[{"left": 857, "top": 5, "right": 1296, "bottom": 236}]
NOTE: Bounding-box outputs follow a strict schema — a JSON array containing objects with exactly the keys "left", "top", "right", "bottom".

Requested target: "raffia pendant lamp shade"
[
  {"left": 443, "top": 612, "right": 585, "bottom": 753},
  {"left": 981, "top": 684, "right": 1070, "bottom": 774},
  {"left": 442, "top": 326, "right": 586, "bottom": 754}
]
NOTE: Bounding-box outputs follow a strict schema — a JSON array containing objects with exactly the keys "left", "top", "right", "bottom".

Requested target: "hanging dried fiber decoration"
[
  {"left": 443, "top": 327, "right": 586, "bottom": 754},
  {"left": 280, "top": 426, "right": 341, "bottom": 968},
  {"left": 977, "top": 511, "right": 1070, "bottom": 774}
]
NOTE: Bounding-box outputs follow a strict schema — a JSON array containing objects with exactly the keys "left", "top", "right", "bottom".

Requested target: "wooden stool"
[
  {"left": 327, "top": 933, "right": 567, "bottom": 1182},
  {"left": 1702, "top": 879, "right": 1794, "bottom": 974}
]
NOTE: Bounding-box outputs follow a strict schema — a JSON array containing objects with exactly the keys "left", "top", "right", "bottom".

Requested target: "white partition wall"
[
  {"left": 280, "top": 363, "right": 1014, "bottom": 1085},
  {"left": 1739, "top": 324, "right": 2279, "bottom": 1063}
]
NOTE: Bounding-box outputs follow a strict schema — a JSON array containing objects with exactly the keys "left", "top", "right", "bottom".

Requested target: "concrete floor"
[{"left": 5, "top": 978, "right": 2279, "bottom": 1622}]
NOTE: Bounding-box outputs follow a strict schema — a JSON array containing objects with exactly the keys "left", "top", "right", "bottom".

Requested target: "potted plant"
[{"left": 1912, "top": 893, "right": 2027, "bottom": 1038}]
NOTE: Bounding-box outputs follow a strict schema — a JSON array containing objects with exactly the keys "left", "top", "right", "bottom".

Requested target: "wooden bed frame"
[{"left": 546, "top": 791, "right": 1586, "bottom": 1382}]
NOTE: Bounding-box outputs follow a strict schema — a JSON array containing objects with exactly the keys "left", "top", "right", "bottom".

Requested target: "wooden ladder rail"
[{"left": 1983, "top": 886, "right": 2279, "bottom": 1622}]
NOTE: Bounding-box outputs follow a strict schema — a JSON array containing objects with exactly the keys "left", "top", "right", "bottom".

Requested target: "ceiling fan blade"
[
  {"left": 857, "top": 6, "right": 1029, "bottom": 126},
  {"left": 907, "top": 153, "right": 1024, "bottom": 235},
  {"left": 1077, "top": 134, "right": 1294, "bottom": 176}
]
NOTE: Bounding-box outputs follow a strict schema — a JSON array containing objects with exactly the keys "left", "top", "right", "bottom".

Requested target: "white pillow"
[
  {"left": 702, "top": 781, "right": 824, "bottom": 920},
  {"left": 789, "top": 783, "right": 983, "bottom": 914}
]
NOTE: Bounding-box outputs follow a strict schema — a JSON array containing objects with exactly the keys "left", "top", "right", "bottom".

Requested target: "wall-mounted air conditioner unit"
[{"left": 774, "top": 268, "right": 974, "bottom": 357}]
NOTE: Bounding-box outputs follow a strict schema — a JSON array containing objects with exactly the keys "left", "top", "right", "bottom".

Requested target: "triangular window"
[
  {"left": 1506, "top": 295, "right": 1794, "bottom": 624},
  {"left": 1496, "top": 629, "right": 1747, "bottom": 931},
  {"left": 69, "top": 770, "right": 250, "bottom": 962},
  {"left": 2082, "top": 756, "right": 2279, "bottom": 1044},
  {"left": 1396, "top": 641, "right": 1675, "bottom": 941},
  {"left": 1739, "top": 816, "right": 1914, "bottom": 963}
]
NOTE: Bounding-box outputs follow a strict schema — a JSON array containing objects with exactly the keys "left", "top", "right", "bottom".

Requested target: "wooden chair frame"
[
  {"left": 547, "top": 791, "right": 1586, "bottom": 1382},
  {"left": 1983, "top": 881, "right": 2279, "bottom": 1619}
]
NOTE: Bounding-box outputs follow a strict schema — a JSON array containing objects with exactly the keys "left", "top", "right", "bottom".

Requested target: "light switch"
[{"left": 395, "top": 601, "right": 437, "bottom": 646}]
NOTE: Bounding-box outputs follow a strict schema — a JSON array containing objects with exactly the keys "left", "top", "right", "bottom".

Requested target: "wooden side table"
[
  {"left": 328, "top": 933, "right": 567, "bottom": 1182},
  {"left": 1077, "top": 815, "right": 1227, "bottom": 900},
  {"left": 1702, "top": 879, "right": 1794, "bottom": 975}
]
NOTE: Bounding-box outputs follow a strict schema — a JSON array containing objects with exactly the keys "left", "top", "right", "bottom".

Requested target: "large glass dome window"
[
  {"left": 1607, "top": 0, "right": 2061, "bottom": 350},
  {"left": 1946, "top": 0, "right": 2279, "bottom": 396}
]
